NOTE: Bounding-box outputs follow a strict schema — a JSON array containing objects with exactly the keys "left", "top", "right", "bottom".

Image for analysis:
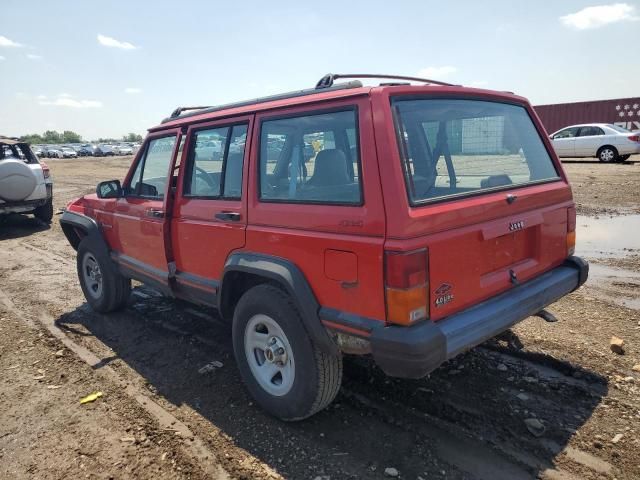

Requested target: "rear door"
[
  {"left": 170, "top": 116, "right": 252, "bottom": 305},
  {"left": 381, "top": 95, "right": 572, "bottom": 321},
  {"left": 575, "top": 126, "right": 604, "bottom": 156},
  {"left": 109, "top": 131, "right": 180, "bottom": 292}
]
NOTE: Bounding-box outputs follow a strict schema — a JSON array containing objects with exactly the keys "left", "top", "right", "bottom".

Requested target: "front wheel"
[
  {"left": 597, "top": 146, "right": 618, "bottom": 163},
  {"left": 77, "top": 237, "right": 131, "bottom": 312},
  {"left": 232, "top": 284, "right": 342, "bottom": 421}
]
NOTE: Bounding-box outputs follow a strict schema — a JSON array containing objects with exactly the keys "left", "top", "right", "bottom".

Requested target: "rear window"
[{"left": 392, "top": 99, "right": 559, "bottom": 204}]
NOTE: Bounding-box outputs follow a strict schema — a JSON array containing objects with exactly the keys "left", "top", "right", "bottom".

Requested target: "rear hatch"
[{"left": 387, "top": 96, "right": 574, "bottom": 322}]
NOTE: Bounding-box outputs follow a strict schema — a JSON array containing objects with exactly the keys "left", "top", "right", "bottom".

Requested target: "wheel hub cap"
[{"left": 244, "top": 314, "right": 295, "bottom": 397}]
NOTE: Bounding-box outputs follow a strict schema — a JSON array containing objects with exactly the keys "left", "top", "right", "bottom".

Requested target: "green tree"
[
  {"left": 20, "top": 133, "right": 44, "bottom": 144},
  {"left": 122, "top": 132, "right": 143, "bottom": 142},
  {"left": 42, "top": 130, "right": 62, "bottom": 143},
  {"left": 62, "top": 130, "right": 82, "bottom": 143}
]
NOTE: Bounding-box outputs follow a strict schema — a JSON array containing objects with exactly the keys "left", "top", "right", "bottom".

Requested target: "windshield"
[
  {"left": 608, "top": 124, "right": 630, "bottom": 133},
  {"left": 392, "top": 98, "right": 560, "bottom": 204}
]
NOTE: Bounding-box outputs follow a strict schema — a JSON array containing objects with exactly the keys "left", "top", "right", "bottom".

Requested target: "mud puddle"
[
  {"left": 577, "top": 214, "right": 640, "bottom": 309},
  {"left": 576, "top": 214, "right": 640, "bottom": 258}
]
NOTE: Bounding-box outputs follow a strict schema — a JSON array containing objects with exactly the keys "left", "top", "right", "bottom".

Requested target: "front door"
[
  {"left": 110, "top": 132, "right": 180, "bottom": 292},
  {"left": 170, "top": 117, "right": 252, "bottom": 305},
  {"left": 551, "top": 127, "right": 578, "bottom": 156}
]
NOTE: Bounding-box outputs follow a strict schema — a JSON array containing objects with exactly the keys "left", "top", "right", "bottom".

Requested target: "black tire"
[
  {"left": 618, "top": 154, "right": 630, "bottom": 162},
  {"left": 232, "top": 284, "right": 342, "bottom": 421},
  {"left": 77, "top": 237, "right": 131, "bottom": 313},
  {"left": 33, "top": 197, "right": 53, "bottom": 223},
  {"left": 597, "top": 145, "right": 618, "bottom": 163}
]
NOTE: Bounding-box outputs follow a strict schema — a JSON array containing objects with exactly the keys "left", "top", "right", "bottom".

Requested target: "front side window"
[
  {"left": 127, "top": 136, "right": 176, "bottom": 198},
  {"left": 393, "top": 99, "right": 559, "bottom": 204},
  {"left": 259, "top": 109, "right": 362, "bottom": 205},
  {"left": 553, "top": 127, "right": 579, "bottom": 139},
  {"left": 184, "top": 124, "right": 247, "bottom": 199}
]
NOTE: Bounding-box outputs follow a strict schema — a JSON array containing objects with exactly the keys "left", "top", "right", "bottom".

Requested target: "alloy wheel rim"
[
  {"left": 82, "top": 253, "right": 103, "bottom": 299},
  {"left": 244, "top": 314, "right": 295, "bottom": 396},
  {"left": 601, "top": 149, "right": 614, "bottom": 162}
]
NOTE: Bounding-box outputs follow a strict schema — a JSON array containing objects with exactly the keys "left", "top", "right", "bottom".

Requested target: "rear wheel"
[
  {"left": 34, "top": 197, "right": 53, "bottom": 223},
  {"left": 597, "top": 146, "right": 618, "bottom": 163},
  {"left": 232, "top": 284, "right": 342, "bottom": 421},
  {"left": 77, "top": 237, "right": 131, "bottom": 312}
]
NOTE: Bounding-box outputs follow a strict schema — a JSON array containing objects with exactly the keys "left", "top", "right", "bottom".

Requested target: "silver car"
[{"left": 550, "top": 123, "right": 640, "bottom": 162}]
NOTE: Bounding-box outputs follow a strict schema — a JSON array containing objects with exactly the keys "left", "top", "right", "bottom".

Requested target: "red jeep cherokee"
[{"left": 61, "top": 74, "right": 588, "bottom": 420}]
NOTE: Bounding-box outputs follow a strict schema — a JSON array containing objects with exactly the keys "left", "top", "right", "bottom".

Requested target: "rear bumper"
[{"left": 370, "top": 256, "right": 589, "bottom": 378}]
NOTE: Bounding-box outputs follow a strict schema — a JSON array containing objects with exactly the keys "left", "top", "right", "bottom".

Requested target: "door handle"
[
  {"left": 215, "top": 211, "right": 241, "bottom": 222},
  {"left": 145, "top": 208, "right": 164, "bottom": 218}
]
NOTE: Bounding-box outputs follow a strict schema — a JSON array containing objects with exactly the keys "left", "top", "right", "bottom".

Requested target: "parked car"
[
  {"left": 77, "top": 144, "right": 95, "bottom": 156},
  {"left": 32, "top": 146, "right": 44, "bottom": 157},
  {"left": 550, "top": 123, "right": 640, "bottom": 162},
  {"left": 58, "top": 147, "right": 78, "bottom": 158},
  {"left": 45, "top": 147, "right": 62, "bottom": 158},
  {"left": 0, "top": 137, "right": 54, "bottom": 222},
  {"left": 113, "top": 144, "right": 133, "bottom": 155},
  {"left": 93, "top": 144, "right": 114, "bottom": 157},
  {"left": 60, "top": 73, "right": 588, "bottom": 421}
]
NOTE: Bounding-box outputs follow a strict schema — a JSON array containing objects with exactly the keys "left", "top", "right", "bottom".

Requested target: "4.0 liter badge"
[{"left": 434, "top": 283, "right": 454, "bottom": 307}]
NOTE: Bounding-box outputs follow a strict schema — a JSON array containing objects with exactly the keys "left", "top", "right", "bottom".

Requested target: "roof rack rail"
[
  {"left": 162, "top": 79, "right": 364, "bottom": 124},
  {"left": 315, "top": 73, "right": 456, "bottom": 89}
]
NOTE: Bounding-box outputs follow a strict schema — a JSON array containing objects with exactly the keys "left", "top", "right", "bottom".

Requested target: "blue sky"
[{"left": 1, "top": 0, "right": 638, "bottom": 140}]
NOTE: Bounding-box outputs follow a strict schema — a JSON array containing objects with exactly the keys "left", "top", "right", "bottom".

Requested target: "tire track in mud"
[{"left": 1, "top": 240, "right": 614, "bottom": 479}]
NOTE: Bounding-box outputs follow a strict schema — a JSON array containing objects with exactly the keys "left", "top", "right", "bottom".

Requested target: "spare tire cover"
[{"left": 0, "top": 159, "right": 38, "bottom": 201}]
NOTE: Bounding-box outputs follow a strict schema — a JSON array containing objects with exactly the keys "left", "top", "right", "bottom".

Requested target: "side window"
[
  {"left": 259, "top": 109, "right": 362, "bottom": 205},
  {"left": 127, "top": 136, "right": 176, "bottom": 198},
  {"left": 185, "top": 124, "right": 248, "bottom": 199},
  {"left": 579, "top": 126, "right": 604, "bottom": 136},
  {"left": 553, "top": 127, "right": 578, "bottom": 139}
]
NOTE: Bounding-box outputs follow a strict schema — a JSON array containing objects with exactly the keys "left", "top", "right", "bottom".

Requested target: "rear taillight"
[
  {"left": 385, "top": 249, "right": 429, "bottom": 325},
  {"left": 40, "top": 161, "right": 50, "bottom": 179},
  {"left": 567, "top": 206, "right": 576, "bottom": 255},
  {"left": 628, "top": 135, "right": 639, "bottom": 142}
]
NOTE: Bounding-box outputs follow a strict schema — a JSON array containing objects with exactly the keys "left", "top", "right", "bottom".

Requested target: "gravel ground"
[{"left": 0, "top": 155, "right": 639, "bottom": 479}]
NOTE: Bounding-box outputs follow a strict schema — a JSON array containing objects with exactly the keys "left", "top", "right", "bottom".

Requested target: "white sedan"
[{"left": 550, "top": 123, "right": 640, "bottom": 162}]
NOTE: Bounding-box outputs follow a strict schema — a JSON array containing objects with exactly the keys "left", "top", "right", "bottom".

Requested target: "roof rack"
[
  {"left": 161, "top": 79, "right": 363, "bottom": 124},
  {"left": 315, "top": 73, "right": 456, "bottom": 88},
  {"left": 162, "top": 73, "right": 457, "bottom": 124}
]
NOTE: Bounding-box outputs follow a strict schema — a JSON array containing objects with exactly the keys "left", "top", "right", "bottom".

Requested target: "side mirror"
[{"left": 96, "top": 179, "right": 122, "bottom": 199}]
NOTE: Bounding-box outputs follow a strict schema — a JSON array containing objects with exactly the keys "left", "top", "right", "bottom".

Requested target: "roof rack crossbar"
[
  {"left": 162, "top": 80, "right": 364, "bottom": 124},
  {"left": 315, "top": 73, "right": 456, "bottom": 89}
]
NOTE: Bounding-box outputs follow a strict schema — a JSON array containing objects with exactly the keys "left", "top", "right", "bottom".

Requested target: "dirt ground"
[{"left": 1, "top": 155, "right": 639, "bottom": 480}]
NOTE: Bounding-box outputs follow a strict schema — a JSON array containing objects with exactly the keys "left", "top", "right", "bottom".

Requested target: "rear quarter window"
[
  {"left": 393, "top": 98, "right": 560, "bottom": 205},
  {"left": 259, "top": 109, "right": 362, "bottom": 205}
]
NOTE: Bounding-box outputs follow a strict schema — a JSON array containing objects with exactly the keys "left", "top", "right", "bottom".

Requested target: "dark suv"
[{"left": 60, "top": 74, "right": 588, "bottom": 420}]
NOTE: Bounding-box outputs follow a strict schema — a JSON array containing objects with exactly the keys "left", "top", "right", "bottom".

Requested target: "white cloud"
[
  {"left": 97, "top": 34, "right": 137, "bottom": 50},
  {"left": 124, "top": 87, "right": 142, "bottom": 94},
  {"left": 39, "top": 94, "right": 102, "bottom": 108},
  {"left": 417, "top": 66, "right": 458, "bottom": 79},
  {"left": 470, "top": 80, "right": 488, "bottom": 88},
  {"left": 0, "top": 55, "right": 5, "bottom": 61},
  {"left": 0, "top": 35, "right": 22, "bottom": 47},
  {"left": 560, "top": 3, "right": 638, "bottom": 29},
  {"left": 26, "top": 54, "right": 42, "bottom": 60}
]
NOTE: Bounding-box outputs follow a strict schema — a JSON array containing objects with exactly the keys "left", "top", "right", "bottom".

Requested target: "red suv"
[{"left": 61, "top": 74, "right": 588, "bottom": 420}]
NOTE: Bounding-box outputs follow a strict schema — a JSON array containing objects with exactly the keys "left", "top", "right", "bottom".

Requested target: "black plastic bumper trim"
[{"left": 369, "top": 258, "right": 588, "bottom": 379}]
